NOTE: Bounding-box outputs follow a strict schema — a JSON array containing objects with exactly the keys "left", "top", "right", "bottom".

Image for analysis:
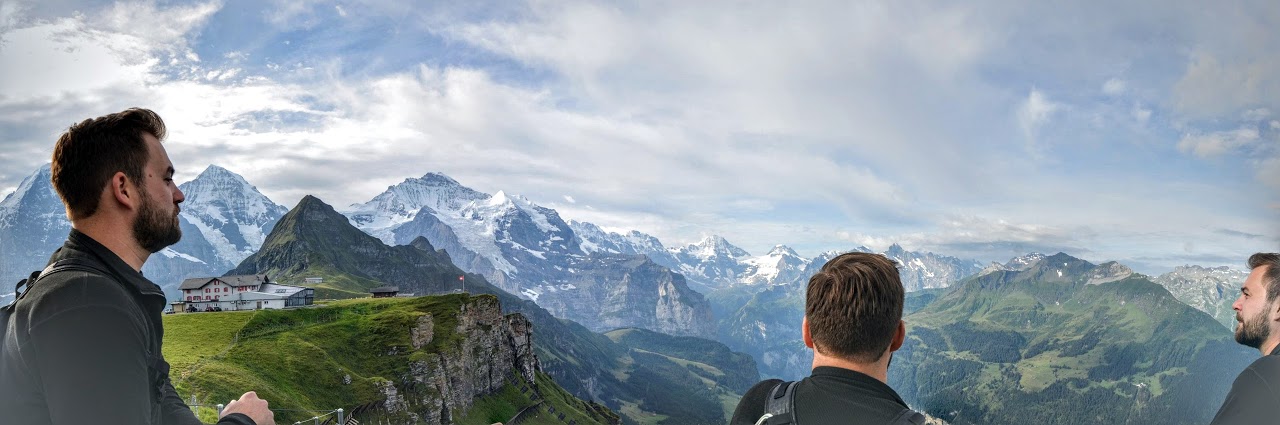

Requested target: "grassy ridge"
[
  {"left": 889, "top": 261, "right": 1255, "bottom": 425},
  {"left": 163, "top": 295, "right": 617, "bottom": 425}
]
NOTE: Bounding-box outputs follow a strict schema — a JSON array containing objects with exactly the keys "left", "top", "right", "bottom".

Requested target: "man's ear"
[
  {"left": 108, "top": 171, "right": 138, "bottom": 211},
  {"left": 889, "top": 320, "right": 906, "bottom": 352},
  {"left": 802, "top": 316, "right": 814, "bottom": 349}
]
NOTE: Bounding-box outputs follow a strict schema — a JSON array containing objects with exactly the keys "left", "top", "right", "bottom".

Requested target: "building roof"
[
  {"left": 178, "top": 277, "right": 215, "bottom": 290},
  {"left": 258, "top": 283, "right": 310, "bottom": 298},
  {"left": 370, "top": 286, "right": 399, "bottom": 293},
  {"left": 178, "top": 275, "right": 269, "bottom": 290},
  {"left": 220, "top": 275, "right": 271, "bottom": 287}
]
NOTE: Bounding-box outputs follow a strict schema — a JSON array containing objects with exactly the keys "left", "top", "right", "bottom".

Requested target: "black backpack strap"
[
  {"left": 9, "top": 269, "right": 42, "bottom": 305},
  {"left": 758, "top": 380, "right": 798, "bottom": 425},
  {"left": 12, "top": 258, "right": 109, "bottom": 303},
  {"left": 891, "top": 408, "right": 926, "bottom": 425}
]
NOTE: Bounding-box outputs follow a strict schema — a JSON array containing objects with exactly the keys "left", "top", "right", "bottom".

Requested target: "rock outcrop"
[{"left": 380, "top": 295, "right": 541, "bottom": 424}]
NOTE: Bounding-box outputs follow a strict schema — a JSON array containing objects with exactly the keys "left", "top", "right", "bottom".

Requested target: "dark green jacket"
[
  {"left": 1210, "top": 344, "right": 1280, "bottom": 425},
  {"left": 0, "top": 230, "right": 254, "bottom": 425}
]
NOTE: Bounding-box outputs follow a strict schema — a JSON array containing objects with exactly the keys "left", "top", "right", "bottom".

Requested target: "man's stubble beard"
[
  {"left": 133, "top": 189, "right": 182, "bottom": 253},
  {"left": 1235, "top": 306, "right": 1271, "bottom": 350}
]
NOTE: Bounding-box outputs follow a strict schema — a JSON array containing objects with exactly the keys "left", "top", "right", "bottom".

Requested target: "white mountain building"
[{"left": 176, "top": 274, "right": 314, "bottom": 312}]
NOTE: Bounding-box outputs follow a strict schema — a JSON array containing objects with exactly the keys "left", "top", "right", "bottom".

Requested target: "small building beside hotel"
[{"left": 370, "top": 286, "right": 400, "bottom": 298}]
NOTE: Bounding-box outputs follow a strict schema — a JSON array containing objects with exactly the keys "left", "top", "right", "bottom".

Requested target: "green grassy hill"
[
  {"left": 889, "top": 253, "right": 1255, "bottom": 425},
  {"left": 164, "top": 295, "right": 619, "bottom": 425}
]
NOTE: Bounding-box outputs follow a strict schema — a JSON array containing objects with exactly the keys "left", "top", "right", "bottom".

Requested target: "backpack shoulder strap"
[
  {"left": 891, "top": 408, "right": 926, "bottom": 425},
  {"left": 757, "top": 380, "right": 798, "bottom": 425},
  {"left": 11, "top": 257, "right": 111, "bottom": 303}
]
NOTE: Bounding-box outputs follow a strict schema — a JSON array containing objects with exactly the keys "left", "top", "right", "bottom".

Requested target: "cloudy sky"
[{"left": 0, "top": 0, "right": 1276, "bottom": 273}]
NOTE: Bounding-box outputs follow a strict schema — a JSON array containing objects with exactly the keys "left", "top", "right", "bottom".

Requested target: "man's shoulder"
[
  {"left": 20, "top": 261, "right": 136, "bottom": 317},
  {"left": 1252, "top": 352, "right": 1280, "bottom": 367},
  {"left": 1241, "top": 353, "right": 1280, "bottom": 384},
  {"left": 729, "top": 379, "right": 786, "bottom": 425}
]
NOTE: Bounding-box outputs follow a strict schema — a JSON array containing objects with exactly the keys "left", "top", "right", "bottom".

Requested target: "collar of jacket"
[{"left": 52, "top": 229, "right": 167, "bottom": 299}]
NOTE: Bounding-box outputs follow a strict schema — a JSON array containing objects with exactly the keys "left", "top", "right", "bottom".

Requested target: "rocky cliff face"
[
  {"left": 378, "top": 295, "right": 541, "bottom": 424},
  {"left": 530, "top": 255, "right": 716, "bottom": 338},
  {"left": 1154, "top": 265, "right": 1248, "bottom": 330},
  {"left": 0, "top": 164, "right": 71, "bottom": 287}
]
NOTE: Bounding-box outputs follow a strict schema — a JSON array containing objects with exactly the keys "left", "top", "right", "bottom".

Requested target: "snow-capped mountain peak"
[
  {"left": 681, "top": 235, "right": 751, "bottom": 260},
  {"left": 488, "top": 190, "right": 511, "bottom": 207},
  {"left": 739, "top": 244, "right": 811, "bottom": 286},
  {"left": 182, "top": 165, "right": 281, "bottom": 221},
  {"left": 1, "top": 164, "right": 49, "bottom": 211},
  {"left": 177, "top": 165, "right": 288, "bottom": 264},
  {"left": 344, "top": 172, "right": 490, "bottom": 242},
  {"left": 766, "top": 244, "right": 800, "bottom": 258}
]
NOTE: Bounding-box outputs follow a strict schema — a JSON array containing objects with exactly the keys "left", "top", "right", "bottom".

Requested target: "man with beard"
[
  {"left": 0, "top": 108, "right": 275, "bottom": 425},
  {"left": 1211, "top": 252, "right": 1280, "bottom": 425}
]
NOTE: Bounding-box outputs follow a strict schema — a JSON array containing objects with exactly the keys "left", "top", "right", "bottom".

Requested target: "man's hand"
[{"left": 221, "top": 391, "right": 275, "bottom": 425}]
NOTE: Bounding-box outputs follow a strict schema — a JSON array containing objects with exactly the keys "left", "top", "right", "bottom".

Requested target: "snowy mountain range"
[
  {"left": 572, "top": 223, "right": 809, "bottom": 292},
  {"left": 1, "top": 164, "right": 1252, "bottom": 340},
  {"left": 0, "top": 164, "right": 286, "bottom": 299},
  {"left": 342, "top": 173, "right": 714, "bottom": 337}
]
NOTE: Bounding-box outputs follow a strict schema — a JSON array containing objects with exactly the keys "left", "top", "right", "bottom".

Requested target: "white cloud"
[
  {"left": 335, "top": 5, "right": 347, "bottom": 18},
  {"left": 0, "top": 1, "right": 21, "bottom": 32},
  {"left": 1018, "top": 88, "right": 1059, "bottom": 144},
  {"left": 0, "top": 19, "right": 157, "bottom": 100},
  {"left": 1102, "top": 78, "right": 1126, "bottom": 96},
  {"left": 1131, "top": 103, "right": 1152, "bottom": 126},
  {"left": 1176, "top": 127, "right": 1260, "bottom": 158},
  {"left": 1, "top": 0, "right": 1277, "bottom": 273},
  {"left": 93, "top": 1, "right": 220, "bottom": 48},
  {"left": 1174, "top": 51, "right": 1280, "bottom": 120}
]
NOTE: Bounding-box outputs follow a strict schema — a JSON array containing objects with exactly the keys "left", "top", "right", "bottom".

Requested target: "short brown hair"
[
  {"left": 1250, "top": 253, "right": 1280, "bottom": 302},
  {"left": 51, "top": 108, "right": 166, "bottom": 220},
  {"left": 805, "top": 252, "right": 904, "bottom": 363}
]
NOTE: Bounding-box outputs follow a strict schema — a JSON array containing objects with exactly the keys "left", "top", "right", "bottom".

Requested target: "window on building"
[{"left": 205, "top": 288, "right": 210, "bottom": 293}]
